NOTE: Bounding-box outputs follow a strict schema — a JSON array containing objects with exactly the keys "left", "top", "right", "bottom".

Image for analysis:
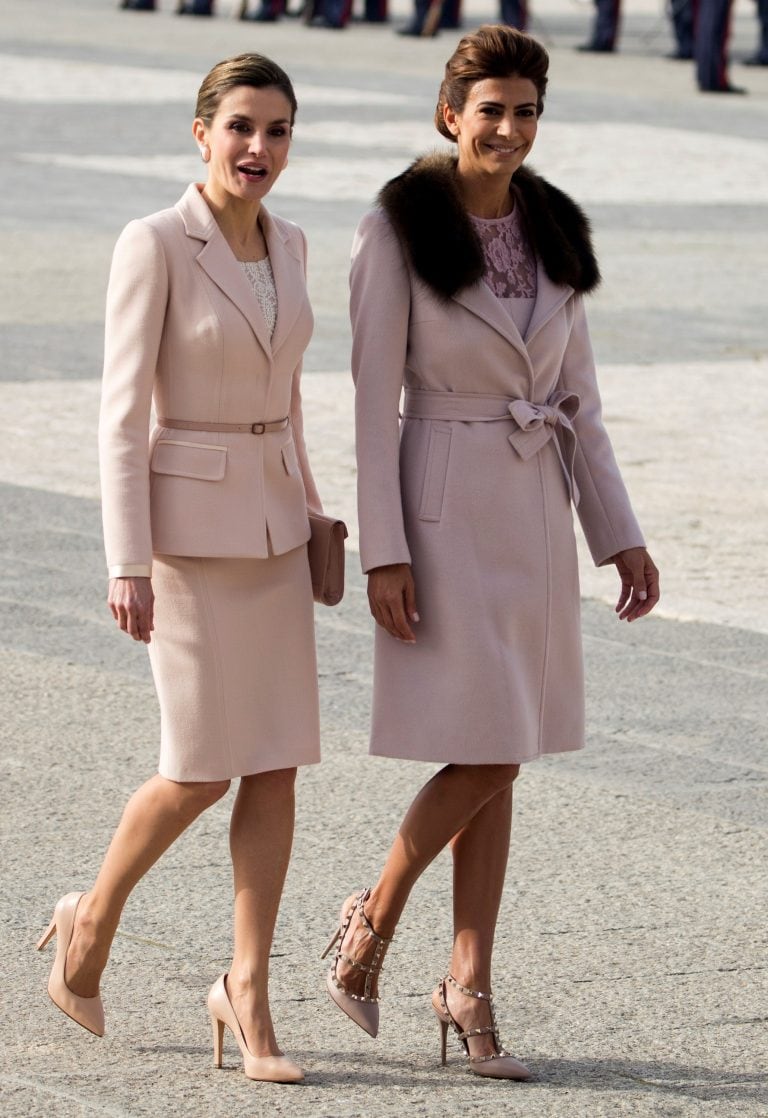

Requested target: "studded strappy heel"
[
  {"left": 432, "top": 974, "right": 531, "bottom": 1080},
  {"left": 321, "top": 888, "right": 392, "bottom": 1038}
]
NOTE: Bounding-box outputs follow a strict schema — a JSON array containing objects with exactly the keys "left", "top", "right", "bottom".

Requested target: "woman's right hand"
[
  {"left": 108, "top": 577, "right": 155, "bottom": 644},
  {"left": 367, "top": 563, "right": 419, "bottom": 643}
]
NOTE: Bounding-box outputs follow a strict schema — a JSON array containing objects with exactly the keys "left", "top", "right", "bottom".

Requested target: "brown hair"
[
  {"left": 195, "top": 53, "right": 298, "bottom": 126},
  {"left": 435, "top": 25, "right": 549, "bottom": 141}
]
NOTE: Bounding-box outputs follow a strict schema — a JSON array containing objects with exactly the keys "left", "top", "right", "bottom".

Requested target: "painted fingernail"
[
  {"left": 411, "top": 612, "right": 420, "bottom": 622},
  {"left": 638, "top": 591, "right": 648, "bottom": 601}
]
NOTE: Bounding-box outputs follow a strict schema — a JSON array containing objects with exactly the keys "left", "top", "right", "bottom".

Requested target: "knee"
[
  {"left": 242, "top": 767, "right": 297, "bottom": 789},
  {"left": 445, "top": 762, "right": 520, "bottom": 798},
  {"left": 486, "top": 763, "right": 521, "bottom": 792},
  {"left": 174, "top": 778, "right": 231, "bottom": 817},
  {"left": 464, "top": 763, "right": 520, "bottom": 795},
  {"left": 197, "top": 779, "right": 232, "bottom": 808}
]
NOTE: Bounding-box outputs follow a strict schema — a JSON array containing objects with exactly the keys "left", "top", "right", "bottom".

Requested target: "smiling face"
[
  {"left": 443, "top": 75, "right": 539, "bottom": 180},
  {"left": 192, "top": 84, "right": 293, "bottom": 207}
]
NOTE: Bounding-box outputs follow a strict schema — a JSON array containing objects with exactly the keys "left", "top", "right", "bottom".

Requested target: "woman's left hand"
[{"left": 611, "top": 547, "right": 660, "bottom": 622}]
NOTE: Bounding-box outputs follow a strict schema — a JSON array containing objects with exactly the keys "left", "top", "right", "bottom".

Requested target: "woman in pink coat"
[
  {"left": 324, "top": 26, "right": 659, "bottom": 1078},
  {"left": 37, "top": 54, "right": 321, "bottom": 1084}
]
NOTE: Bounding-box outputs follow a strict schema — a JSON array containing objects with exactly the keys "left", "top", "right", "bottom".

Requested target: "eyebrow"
[
  {"left": 226, "top": 113, "right": 292, "bottom": 126},
  {"left": 477, "top": 100, "right": 537, "bottom": 110}
]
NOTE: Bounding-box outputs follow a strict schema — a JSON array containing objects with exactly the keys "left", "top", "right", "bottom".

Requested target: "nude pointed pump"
[
  {"left": 207, "top": 974, "right": 304, "bottom": 1084},
  {"left": 36, "top": 892, "right": 105, "bottom": 1037},
  {"left": 321, "top": 887, "right": 392, "bottom": 1038},
  {"left": 432, "top": 974, "right": 531, "bottom": 1080}
]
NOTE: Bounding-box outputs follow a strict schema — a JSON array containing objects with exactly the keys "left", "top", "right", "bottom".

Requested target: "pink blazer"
[{"left": 99, "top": 183, "right": 321, "bottom": 577}]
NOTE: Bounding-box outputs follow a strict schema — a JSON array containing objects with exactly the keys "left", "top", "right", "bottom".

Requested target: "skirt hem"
[{"left": 158, "top": 753, "right": 321, "bottom": 783}]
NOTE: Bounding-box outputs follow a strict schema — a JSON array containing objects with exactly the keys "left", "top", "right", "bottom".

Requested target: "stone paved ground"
[{"left": 1, "top": 1, "right": 766, "bottom": 1115}]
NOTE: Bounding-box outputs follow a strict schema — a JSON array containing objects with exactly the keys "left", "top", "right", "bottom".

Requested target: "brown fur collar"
[{"left": 378, "top": 151, "right": 600, "bottom": 299}]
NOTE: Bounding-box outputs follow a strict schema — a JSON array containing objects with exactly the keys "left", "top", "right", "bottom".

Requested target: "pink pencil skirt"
[{"left": 147, "top": 546, "right": 320, "bottom": 782}]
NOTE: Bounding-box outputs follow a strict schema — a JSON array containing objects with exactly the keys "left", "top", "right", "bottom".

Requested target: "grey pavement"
[{"left": 1, "top": 1, "right": 767, "bottom": 1115}]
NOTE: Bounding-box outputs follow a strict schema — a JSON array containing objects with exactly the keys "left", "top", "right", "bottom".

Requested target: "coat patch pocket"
[
  {"left": 418, "top": 423, "right": 452, "bottom": 522},
  {"left": 151, "top": 440, "right": 227, "bottom": 482},
  {"left": 281, "top": 440, "right": 300, "bottom": 478}
]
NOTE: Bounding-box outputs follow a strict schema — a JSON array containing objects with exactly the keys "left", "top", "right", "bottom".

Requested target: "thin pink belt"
[
  {"left": 402, "top": 388, "right": 581, "bottom": 506},
  {"left": 157, "top": 416, "right": 290, "bottom": 435}
]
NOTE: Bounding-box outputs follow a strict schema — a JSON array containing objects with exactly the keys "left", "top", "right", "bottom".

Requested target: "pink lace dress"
[{"left": 470, "top": 202, "right": 537, "bottom": 338}]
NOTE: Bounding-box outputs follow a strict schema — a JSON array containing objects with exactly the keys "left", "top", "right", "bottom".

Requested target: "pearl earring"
[{"left": 200, "top": 144, "right": 210, "bottom": 163}]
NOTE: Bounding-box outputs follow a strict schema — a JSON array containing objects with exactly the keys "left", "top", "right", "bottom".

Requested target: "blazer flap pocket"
[
  {"left": 281, "top": 439, "right": 300, "bottom": 477},
  {"left": 151, "top": 440, "right": 227, "bottom": 482}
]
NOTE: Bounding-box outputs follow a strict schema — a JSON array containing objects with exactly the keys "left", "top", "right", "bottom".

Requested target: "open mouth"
[{"left": 237, "top": 164, "right": 269, "bottom": 181}]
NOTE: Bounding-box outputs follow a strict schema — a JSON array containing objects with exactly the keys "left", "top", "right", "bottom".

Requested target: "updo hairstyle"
[
  {"left": 435, "top": 25, "right": 549, "bottom": 142},
  {"left": 195, "top": 53, "right": 298, "bottom": 126}
]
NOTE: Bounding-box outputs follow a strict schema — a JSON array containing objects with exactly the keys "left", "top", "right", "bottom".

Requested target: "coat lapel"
[
  {"left": 452, "top": 281, "right": 532, "bottom": 368},
  {"left": 525, "top": 258, "right": 573, "bottom": 346},
  {"left": 176, "top": 184, "right": 272, "bottom": 359},
  {"left": 452, "top": 260, "right": 574, "bottom": 371}
]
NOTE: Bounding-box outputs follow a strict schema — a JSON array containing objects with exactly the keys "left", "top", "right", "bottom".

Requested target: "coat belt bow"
[
  {"left": 507, "top": 390, "right": 581, "bottom": 505},
  {"left": 401, "top": 387, "right": 582, "bottom": 507}
]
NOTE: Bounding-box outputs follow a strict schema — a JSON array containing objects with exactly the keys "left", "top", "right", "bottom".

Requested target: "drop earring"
[{"left": 200, "top": 144, "right": 210, "bottom": 163}]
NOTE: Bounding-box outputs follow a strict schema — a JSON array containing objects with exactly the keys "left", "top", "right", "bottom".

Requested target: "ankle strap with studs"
[
  {"left": 329, "top": 889, "right": 393, "bottom": 1004},
  {"left": 445, "top": 972, "right": 493, "bottom": 1001},
  {"left": 439, "top": 974, "right": 511, "bottom": 1063}
]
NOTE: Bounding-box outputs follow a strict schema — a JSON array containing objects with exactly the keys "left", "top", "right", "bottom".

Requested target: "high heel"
[
  {"left": 207, "top": 974, "right": 304, "bottom": 1083},
  {"left": 321, "top": 887, "right": 392, "bottom": 1038},
  {"left": 36, "top": 893, "right": 105, "bottom": 1037},
  {"left": 431, "top": 974, "right": 531, "bottom": 1080}
]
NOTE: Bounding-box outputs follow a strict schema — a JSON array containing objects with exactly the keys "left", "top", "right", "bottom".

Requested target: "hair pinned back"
[
  {"left": 435, "top": 25, "right": 549, "bottom": 141},
  {"left": 195, "top": 53, "right": 298, "bottom": 126}
]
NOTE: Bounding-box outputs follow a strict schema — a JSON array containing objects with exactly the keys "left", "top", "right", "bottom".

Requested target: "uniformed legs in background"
[
  {"left": 578, "top": 0, "right": 621, "bottom": 51},
  {"left": 745, "top": 0, "right": 768, "bottom": 63},
  {"left": 397, "top": 0, "right": 461, "bottom": 35},
  {"left": 363, "top": 0, "right": 389, "bottom": 22},
  {"left": 240, "top": 0, "right": 286, "bottom": 19},
  {"left": 177, "top": 0, "right": 214, "bottom": 13},
  {"left": 668, "top": 0, "right": 695, "bottom": 58},
  {"left": 499, "top": 0, "right": 528, "bottom": 30},
  {"left": 695, "top": 0, "right": 744, "bottom": 90},
  {"left": 120, "top": 0, "right": 156, "bottom": 9},
  {"left": 304, "top": 0, "right": 353, "bottom": 25}
]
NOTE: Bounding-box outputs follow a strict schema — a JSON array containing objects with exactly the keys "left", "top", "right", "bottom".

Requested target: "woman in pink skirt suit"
[
  {"left": 324, "top": 26, "right": 660, "bottom": 1078},
  {"left": 37, "top": 53, "right": 322, "bottom": 1084}
]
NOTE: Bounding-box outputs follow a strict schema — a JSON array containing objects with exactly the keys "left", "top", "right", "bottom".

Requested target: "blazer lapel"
[
  {"left": 260, "top": 205, "right": 305, "bottom": 357},
  {"left": 176, "top": 184, "right": 273, "bottom": 359},
  {"left": 525, "top": 258, "right": 573, "bottom": 345}
]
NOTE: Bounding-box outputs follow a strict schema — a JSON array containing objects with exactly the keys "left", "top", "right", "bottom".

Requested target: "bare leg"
[
  {"left": 65, "top": 774, "right": 231, "bottom": 997},
  {"left": 337, "top": 763, "right": 519, "bottom": 996},
  {"left": 443, "top": 784, "right": 514, "bottom": 1060},
  {"left": 225, "top": 767, "right": 297, "bottom": 1058}
]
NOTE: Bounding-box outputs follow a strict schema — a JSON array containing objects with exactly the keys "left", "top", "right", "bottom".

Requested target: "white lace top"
[
  {"left": 470, "top": 202, "right": 537, "bottom": 338},
  {"left": 241, "top": 258, "right": 277, "bottom": 337}
]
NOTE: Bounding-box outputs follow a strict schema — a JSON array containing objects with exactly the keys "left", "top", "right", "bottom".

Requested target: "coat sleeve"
[
  {"left": 99, "top": 219, "right": 168, "bottom": 578},
  {"left": 558, "top": 295, "right": 645, "bottom": 566},
  {"left": 350, "top": 210, "right": 412, "bottom": 573},
  {"left": 289, "top": 225, "right": 323, "bottom": 516}
]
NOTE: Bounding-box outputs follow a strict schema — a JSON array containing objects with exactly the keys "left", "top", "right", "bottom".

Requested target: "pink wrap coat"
[{"left": 351, "top": 158, "right": 645, "bottom": 764}]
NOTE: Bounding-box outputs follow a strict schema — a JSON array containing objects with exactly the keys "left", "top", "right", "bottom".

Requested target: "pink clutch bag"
[{"left": 307, "top": 513, "right": 348, "bottom": 607}]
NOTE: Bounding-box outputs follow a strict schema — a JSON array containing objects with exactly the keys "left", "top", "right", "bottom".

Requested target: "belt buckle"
[{"left": 251, "top": 422, "right": 266, "bottom": 434}]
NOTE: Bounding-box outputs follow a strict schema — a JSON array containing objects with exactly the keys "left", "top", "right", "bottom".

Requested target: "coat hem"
[{"left": 368, "top": 743, "right": 584, "bottom": 765}]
